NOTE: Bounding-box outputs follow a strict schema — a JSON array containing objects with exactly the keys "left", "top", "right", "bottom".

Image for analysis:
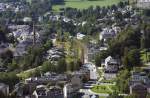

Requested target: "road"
[{"left": 79, "top": 89, "right": 109, "bottom": 97}]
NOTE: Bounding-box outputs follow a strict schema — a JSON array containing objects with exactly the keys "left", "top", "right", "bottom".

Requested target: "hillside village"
[{"left": 0, "top": 0, "right": 150, "bottom": 98}]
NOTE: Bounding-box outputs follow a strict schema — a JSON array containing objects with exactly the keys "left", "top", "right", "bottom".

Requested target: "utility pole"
[{"left": 33, "top": 22, "right": 36, "bottom": 46}]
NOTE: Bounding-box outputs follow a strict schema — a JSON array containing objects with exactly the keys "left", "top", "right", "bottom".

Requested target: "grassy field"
[
  {"left": 91, "top": 84, "right": 117, "bottom": 94},
  {"left": 140, "top": 49, "right": 150, "bottom": 63},
  {"left": 53, "top": 0, "right": 121, "bottom": 11}
]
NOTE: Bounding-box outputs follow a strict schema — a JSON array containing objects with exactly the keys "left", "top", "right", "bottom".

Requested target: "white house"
[
  {"left": 104, "top": 56, "right": 119, "bottom": 80},
  {"left": 77, "top": 33, "right": 85, "bottom": 40},
  {"left": 83, "top": 63, "right": 98, "bottom": 80},
  {"left": 104, "top": 56, "right": 119, "bottom": 73},
  {"left": 136, "top": 0, "right": 150, "bottom": 9},
  {"left": 99, "top": 28, "right": 116, "bottom": 41},
  {"left": 23, "top": 17, "right": 32, "bottom": 22},
  {"left": 0, "top": 83, "right": 9, "bottom": 96}
]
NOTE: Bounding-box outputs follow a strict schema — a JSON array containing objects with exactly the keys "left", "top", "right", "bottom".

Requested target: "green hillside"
[{"left": 53, "top": 0, "right": 121, "bottom": 11}]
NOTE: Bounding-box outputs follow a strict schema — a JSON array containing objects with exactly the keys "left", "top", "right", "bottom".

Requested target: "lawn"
[
  {"left": 140, "top": 49, "right": 150, "bottom": 63},
  {"left": 101, "top": 79, "right": 116, "bottom": 83},
  {"left": 17, "top": 66, "right": 42, "bottom": 79},
  {"left": 91, "top": 85, "right": 117, "bottom": 94},
  {"left": 53, "top": 0, "right": 121, "bottom": 11}
]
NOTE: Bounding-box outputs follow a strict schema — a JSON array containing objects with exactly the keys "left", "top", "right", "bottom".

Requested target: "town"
[{"left": 0, "top": 0, "right": 150, "bottom": 98}]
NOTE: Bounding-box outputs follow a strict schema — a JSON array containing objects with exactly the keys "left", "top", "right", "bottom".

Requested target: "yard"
[
  {"left": 17, "top": 66, "right": 42, "bottom": 79},
  {"left": 140, "top": 49, "right": 150, "bottom": 63},
  {"left": 52, "top": 0, "right": 121, "bottom": 11},
  {"left": 91, "top": 84, "right": 117, "bottom": 94}
]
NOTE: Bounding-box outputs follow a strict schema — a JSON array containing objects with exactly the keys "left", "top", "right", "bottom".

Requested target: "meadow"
[{"left": 53, "top": 0, "right": 121, "bottom": 11}]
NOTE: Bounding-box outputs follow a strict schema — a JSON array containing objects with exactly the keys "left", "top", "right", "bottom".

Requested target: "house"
[
  {"left": 8, "top": 25, "right": 32, "bottom": 41},
  {"left": 48, "top": 33, "right": 57, "bottom": 45},
  {"left": 25, "top": 73, "right": 68, "bottom": 85},
  {"left": 33, "top": 85, "right": 63, "bottom": 98},
  {"left": 82, "top": 21, "right": 87, "bottom": 26},
  {"left": 82, "top": 94, "right": 99, "bottom": 98},
  {"left": 0, "top": 3, "right": 6, "bottom": 11},
  {"left": 130, "top": 83, "right": 147, "bottom": 98},
  {"left": 87, "top": 43, "right": 101, "bottom": 62},
  {"left": 63, "top": 17, "right": 71, "bottom": 23},
  {"left": 129, "top": 71, "right": 150, "bottom": 96},
  {"left": 23, "top": 17, "right": 32, "bottom": 22},
  {"left": 8, "top": 25, "right": 40, "bottom": 43},
  {"left": 104, "top": 56, "right": 119, "bottom": 73},
  {"left": 0, "top": 43, "right": 9, "bottom": 54},
  {"left": 72, "top": 68, "right": 91, "bottom": 82},
  {"left": 77, "top": 33, "right": 85, "bottom": 40},
  {"left": 64, "top": 81, "right": 82, "bottom": 98},
  {"left": 83, "top": 63, "right": 98, "bottom": 80},
  {"left": 0, "top": 83, "right": 9, "bottom": 96},
  {"left": 71, "top": 76, "right": 82, "bottom": 85},
  {"left": 104, "top": 56, "right": 119, "bottom": 80},
  {"left": 49, "top": 15, "right": 60, "bottom": 21},
  {"left": 136, "top": 0, "right": 150, "bottom": 9},
  {"left": 13, "top": 40, "right": 33, "bottom": 57},
  {"left": 99, "top": 28, "right": 116, "bottom": 41},
  {"left": 130, "top": 71, "right": 150, "bottom": 85},
  {"left": 44, "top": 47, "right": 65, "bottom": 62}
]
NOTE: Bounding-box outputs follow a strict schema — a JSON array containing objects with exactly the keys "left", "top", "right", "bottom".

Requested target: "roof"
[
  {"left": 77, "top": 33, "right": 85, "bottom": 40},
  {"left": 138, "top": 0, "right": 150, "bottom": 3},
  {"left": 105, "top": 56, "right": 118, "bottom": 64},
  {"left": 0, "top": 83, "right": 8, "bottom": 89},
  {"left": 130, "top": 83, "right": 147, "bottom": 90},
  {"left": 83, "top": 63, "right": 96, "bottom": 70},
  {"left": 49, "top": 86, "right": 62, "bottom": 90}
]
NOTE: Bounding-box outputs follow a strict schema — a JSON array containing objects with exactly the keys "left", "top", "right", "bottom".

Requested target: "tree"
[
  {"left": 123, "top": 49, "right": 141, "bottom": 69},
  {"left": 108, "top": 91, "right": 123, "bottom": 98},
  {"left": 116, "top": 69, "right": 130, "bottom": 93},
  {"left": 63, "top": 32, "right": 70, "bottom": 42},
  {"left": 42, "top": 61, "right": 55, "bottom": 73},
  {"left": 141, "top": 24, "right": 150, "bottom": 48},
  {"left": 44, "top": 40, "right": 53, "bottom": 50},
  {"left": 0, "top": 72, "right": 19, "bottom": 87},
  {"left": 95, "top": 54, "right": 101, "bottom": 67},
  {"left": 125, "top": 94, "right": 138, "bottom": 98},
  {"left": 56, "top": 58, "right": 67, "bottom": 73},
  {"left": 0, "top": 49, "right": 13, "bottom": 64},
  {"left": 95, "top": 50, "right": 109, "bottom": 67},
  {"left": 146, "top": 93, "right": 150, "bottom": 98},
  {"left": 109, "top": 27, "right": 141, "bottom": 57}
]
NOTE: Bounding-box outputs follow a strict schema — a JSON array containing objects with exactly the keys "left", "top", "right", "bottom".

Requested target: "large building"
[
  {"left": 103, "top": 56, "right": 120, "bottom": 80},
  {"left": 136, "top": 0, "right": 150, "bottom": 9},
  {"left": 83, "top": 63, "right": 98, "bottom": 80},
  {"left": 0, "top": 83, "right": 9, "bottom": 96}
]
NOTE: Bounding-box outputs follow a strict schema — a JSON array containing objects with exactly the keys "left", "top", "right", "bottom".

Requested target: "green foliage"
[
  {"left": 44, "top": 40, "right": 53, "bottom": 50},
  {"left": 95, "top": 50, "right": 109, "bottom": 66},
  {"left": 30, "top": 0, "right": 52, "bottom": 15},
  {"left": 140, "top": 24, "right": 150, "bottom": 49},
  {"left": 56, "top": 58, "right": 67, "bottom": 73},
  {"left": 146, "top": 93, "right": 150, "bottom": 98},
  {"left": 91, "top": 85, "right": 116, "bottom": 94},
  {"left": 116, "top": 69, "right": 130, "bottom": 93},
  {"left": 108, "top": 91, "right": 123, "bottom": 98},
  {"left": 123, "top": 49, "right": 141, "bottom": 68},
  {"left": 41, "top": 61, "right": 55, "bottom": 73},
  {"left": 52, "top": 0, "right": 121, "bottom": 10},
  {"left": 0, "top": 72, "right": 19, "bottom": 87},
  {"left": 124, "top": 94, "right": 139, "bottom": 98},
  {"left": 109, "top": 27, "right": 141, "bottom": 56},
  {"left": 68, "top": 59, "right": 81, "bottom": 71},
  {"left": 0, "top": 49, "right": 13, "bottom": 64}
]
